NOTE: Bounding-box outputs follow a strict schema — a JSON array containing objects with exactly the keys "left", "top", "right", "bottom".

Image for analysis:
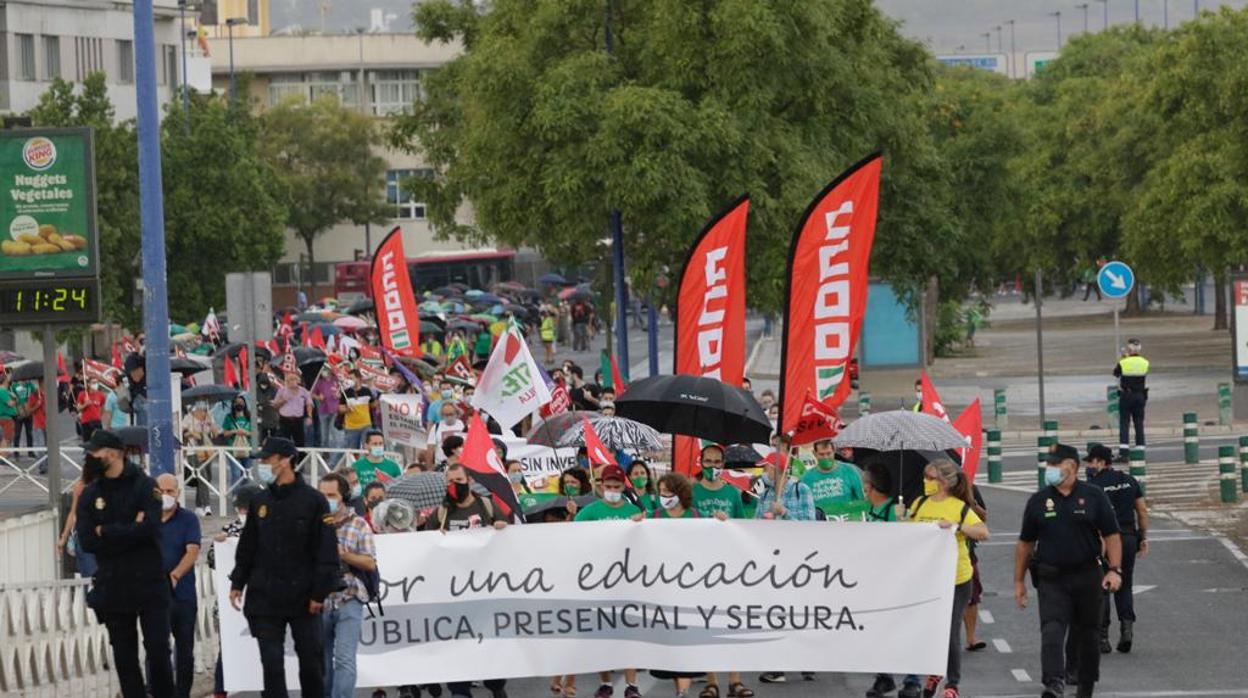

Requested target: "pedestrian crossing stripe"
[{"left": 982, "top": 461, "right": 1222, "bottom": 505}]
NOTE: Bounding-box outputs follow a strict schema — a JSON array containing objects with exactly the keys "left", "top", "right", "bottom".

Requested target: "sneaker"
[
  {"left": 801, "top": 672, "right": 815, "bottom": 681},
  {"left": 941, "top": 687, "right": 959, "bottom": 698},
  {"left": 624, "top": 686, "right": 641, "bottom": 698},
  {"left": 1066, "top": 672, "right": 1079, "bottom": 686},
  {"left": 922, "top": 676, "right": 941, "bottom": 698},
  {"left": 595, "top": 685, "right": 615, "bottom": 698},
  {"left": 758, "top": 673, "right": 786, "bottom": 684},
  {"left": 867, "top": 675, "right": 896, "bottom": 698},
  {"left": 1041, "top": 683, "right": 1064, "bottom": 698},
  {"left": 373, "top": 692, "right": 388, "bottom": 698},
  {"left": 489, "top": 688, "right": 508, "bottom": 698},
  {"left": 427, "top": 685, "right": 443, "bottom": 698},
  {"left": 899, "top": 681, "right": 922, "bottom": 698}
]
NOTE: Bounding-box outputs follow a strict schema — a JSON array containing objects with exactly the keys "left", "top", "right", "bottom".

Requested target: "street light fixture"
[
  {"left": 994, "top": 25, "right": 1003, "bottom": 53},
  {"left": 1096, "top": 0, "right": 1110, "bottom": 30},
  {"left": 1005, "top": 19, "right": 1016, "bottom": 78},
  {"left": 225, "top": 17, "right": 247, "bottom": 101},
  {"left": 1050, "top": 11, "right": 1063, "bottom": 49},
  {"left": 981, "top": 31, "right": 991, "bottom": 53},
  {"left": 1076, "top": 3, "right": 1090, "bottom": 33}
]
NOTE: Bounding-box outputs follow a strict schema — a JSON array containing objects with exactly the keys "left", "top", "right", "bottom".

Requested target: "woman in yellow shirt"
[{"left": 907, "top": 459, "right": 990, "bottom": 698}]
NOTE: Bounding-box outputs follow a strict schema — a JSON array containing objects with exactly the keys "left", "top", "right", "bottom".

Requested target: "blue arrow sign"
[{"left": 1098, "top": 261, "right": 1135, "bottom": 299}]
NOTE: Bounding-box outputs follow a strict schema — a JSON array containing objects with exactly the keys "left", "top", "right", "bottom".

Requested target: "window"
[
  {"left": 266, "top": 72, "right": 359, "bottom": 107},
  {"left": 386, "top": 169, "right": 433, "bottom": 220},
  {"left": 164, "top": 45, "right": 178, "bottom": 88},
  {"left": 42, "top": 36, "right": 60, "bottom": 80},
  {"left": 267, "top": 73, "right": 306, "bottom": 105},
  {"left": 16, "top": 34, "right": 35, "bottom": 81},
  {"left": 247, "top": 0, "right": 260, "bottom": 25},
  {"left": 117, "top": 40, "right": 134, "bottom": 84},
  {"left": 75, "top": 37, "right": 104, "bottom": 81},
  {"left": 372, "top": 69, "right": 423, "bottom": 116}
]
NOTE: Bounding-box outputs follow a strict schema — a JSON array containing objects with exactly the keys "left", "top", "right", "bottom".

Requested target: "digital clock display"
[{"left": 0, "top": 279, "right": 99, "bottom": 325}]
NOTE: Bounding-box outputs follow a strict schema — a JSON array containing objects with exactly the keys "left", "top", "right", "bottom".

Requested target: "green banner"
[
  {"left": 518, "top": 491, "right": 561, "bottom": 511},
  {"left": 817, "top": 500, "right": 872, "bottom": 522},
  {"left": 0, "top": 129, "right": 97, "bottom": 278}
]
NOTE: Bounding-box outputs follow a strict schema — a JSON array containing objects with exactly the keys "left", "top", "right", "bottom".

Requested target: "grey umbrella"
[
  {"left": 385, "top": 471, "right": 490, "bottom": 511},
  {"left": 833, "top": 410, "right": 967, "bottom": 452},
  {"left": 556, "top": 416, "right": 663, "bottom": 452}
]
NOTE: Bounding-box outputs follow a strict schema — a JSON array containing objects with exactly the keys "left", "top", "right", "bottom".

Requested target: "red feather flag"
[
  {"left": 239, "top": 346, "right": 250, "bottom": 390},
  {"left": 581, "top": 417, "right": 618, "bottom": 468},
  {"left": 460, "top": 413, "right": 521, "bottom": 522},
  {"left": 919, "top": 371, "right": 949, "bottom": 422},
  {"left": 953, "top": 399, "right": 984, "bottom": 482},
  {"left": 223, "top": 356, "right": 238, "bottom": 387}
]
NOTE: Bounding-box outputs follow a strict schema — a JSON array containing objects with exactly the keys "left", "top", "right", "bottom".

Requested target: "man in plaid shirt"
[
  {"left": 318, "top": 472, "right": 378, "bottom": 698},
  {"left": 754, "top": 454, "right": 817, "bottom": 522}
]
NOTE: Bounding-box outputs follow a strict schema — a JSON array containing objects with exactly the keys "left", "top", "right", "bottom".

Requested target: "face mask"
[
  {"left": 369, "top": 445, "right": 385, "bottom": 457},
  {"left": 256, "top": 464, "right": 275, "bottom": 484},
  {"left": 84, "top": 454, "right": 108, "bottom": 476},
  {"left": 88, "top": 383, "right": 99, "bottom": 391},
  {"left": 237, "top": 513, "right": 248, "bottom": 526},
  {"left": 161, "top": 494, "right": 177, "bottom": 511},
  {"left": 701, "top": 467, "right": 721, "bottom": 481},
  {"left": 923, "top": 479, "right": 939, "bottom": 496},
  {"left": 351, "top": 484, "right": 362, "bottom": 498},
  {"left": 761, "top": 473, "right": 773, "bottom": 487},
  {"left": 915, "top": 391, "right": 923, "bottom": 402},
  {"left": 448, "top": 481, "right": 470, "bottom": 503},
  {"left": 1085, "top": 466, "right": 1097, "bottom": 481},
  {"left": 441, "top": 390, "right": 453, "bottom": 399},
  {"left": 443, "top": 418, "right": 460, "bottom": 429},
  {"left": 659, "top": 494, "right": 680, "bottom": 510},
  {"left": 816, "top": 457, "right": 836, "bottom": 471},
  {"left": 603, "top": 489, "right": 623, "bottom": 504},
  {"left": 1044, "top": 466, "right": 1064, "bottom": 487},
  {"left": 367, "top": 498, "right": 383, "bottom": 510},
  {"left": 508, "top": 472, "right": 524, "bottom": 484},
  {"left": 563, "top": 483, "right": 580, "bottom": 496},
  {"left": 345, "top": 380, "right": 356, "bottom": 389},
  {"left": 630, "top": 475, "right": 649, "bottom": 490},
  {"left": 327, "top": 499, "right": 339, "bottom": 514}
]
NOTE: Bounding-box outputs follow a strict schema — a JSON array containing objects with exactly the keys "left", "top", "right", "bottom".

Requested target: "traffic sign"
[{"left": 1098, "top": 261, "right": 1135, "bottom": 299}]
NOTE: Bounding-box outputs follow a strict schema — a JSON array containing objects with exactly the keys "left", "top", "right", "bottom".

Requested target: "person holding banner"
[
  {"left": 907, "top": 460, "right": 990, "bottom": 698},
  {"left": 754, "top": 456, "right": 816, "bottom": 522},
  {"left": 863, "top": 464, "right": 922, "bottom": 698},
  {"left": 318, "top": 472, "right": 378, "bottom": 698},
  {"left": 801, "top": 440, "right": 865, "bottom": 517},
  {"left": 627, "top": 461, "right": 658, "bottom": 513},
  {"left": 340, "top": 369, "right": 378, "bottom": 449}
]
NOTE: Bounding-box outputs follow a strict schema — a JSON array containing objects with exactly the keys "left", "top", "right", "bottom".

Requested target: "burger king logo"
[{"left": 22, "top": 137, "right": 56, "bottom": 171}]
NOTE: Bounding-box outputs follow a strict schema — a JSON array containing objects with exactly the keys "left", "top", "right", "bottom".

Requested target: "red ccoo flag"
[
  {"left": 919, "top": 371, "right": 949, "bottom": 422},
  {"left": 952, "top": 399, "right": 984, "bottom": 482},
  {"left": 310, "top": 325, "right": 327, "bottom": 351},
  {"left": 370, "top": 227, "right": 423, "bottom": 359},
  {"left": 720, "top": 469, "right": 754, "bottom": 494},
  {"left": 460, "top": 412, "right": 522, "bottom": 522},
  {"left": 789, "top": 392, "right": 844, "bottom": 446},
  {"left": 56, "top": 352, "right": 69, "bottom": 384},
  {"left": 111, "top": 344, "right": 123, "bottom": 371}
]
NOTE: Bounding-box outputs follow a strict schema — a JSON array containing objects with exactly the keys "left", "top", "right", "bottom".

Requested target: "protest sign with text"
[
  {"left": 380, "top": 393, "right": 426, "bottom": 447},
  {"left": 216, "top": 519, "right": 955, "bottom": 691}
]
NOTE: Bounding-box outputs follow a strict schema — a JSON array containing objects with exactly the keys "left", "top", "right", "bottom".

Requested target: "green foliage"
[
  {"left": 393, "top": 0, "right": 981, "bottom": 312},
  {"left": 261, "top": 95, "right": 389, "bottom": 279}
]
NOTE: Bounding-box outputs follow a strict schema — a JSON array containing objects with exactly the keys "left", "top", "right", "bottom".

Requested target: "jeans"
[
  {"left": 13, "top": 416, "right": 33, "bottom": 455},
  {"left": 100, "top": 605, "right": 173, "bottom": 698},
  {"left": 147, "top": 597, "right": 196, "bottom": 698},
  {"left": 943, "top": 580, "right": 973, "bottom": 687},
  {"left": 1038, "top": 564, "right": 1103, "bottom": 688},
  {"left": 343, "top": 427, "right": 368, "bottom": 451},
  {"left": 248, "top": 613, "right": 325, "bottom": 698},
  {"left": 448, "top": 678, "right": 507, "bottom": 697},
  {"left": 75, "top": 548, "right": 98, "bottom": 577},
  {"left": 322, "top": 597, "right": 364, "bottom": 698}
]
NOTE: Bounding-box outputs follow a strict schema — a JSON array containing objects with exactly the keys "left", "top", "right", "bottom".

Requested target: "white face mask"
[
  {"left": 369, "top": 445, "right": 385, "bottom": 458},
  {"left": 237, "top": 513, "right": 248, "bottom": 526},
  {"left": 603, "top": 489, "right": 623, "bottom": 504},
  {"left": 659, "top": 494, "right": 680, "bottom": 510},
  {"left": 161, "top": 494, "right": 177, "bottom": 511}
]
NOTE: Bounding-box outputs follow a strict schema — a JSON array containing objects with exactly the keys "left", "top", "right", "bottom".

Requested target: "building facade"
[
  {"left": 0, "top": 0, "right": 184, "bottom": 119},
  {"left": 207, "top": 32, "right": 487, "bottom": 302}
]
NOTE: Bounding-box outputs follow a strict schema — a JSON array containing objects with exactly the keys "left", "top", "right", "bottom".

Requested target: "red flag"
[
  {"left": 720, "top": 469, "right": 754, "bottom": 494},
  {"left": 358, "top": 344, "right": 383, "bottom": 362},
  {"left": 56, "top": 352, "right": 68, "bottom": 384},
  {"left": 460, "top": 413, "right": 521, "bottom": 521},
  {"left": 919, "top": 371, "right": 949, "bottom": 422},
  {"left": 540, "top": 381, "right": 572, "bottom": 418},
  {"left": 448, "top": 354, "right": 476, "bottom": 384},
  {"left": 953, "top": 399, "right": 984, "bottom": 483},
  {"left": 224, "top": 356, "right": 238, "bottom": 387},
  {"left": 310, "top": 325, "right": 327, "bottom": 351},
  {"left": 370, "top": 227, "right": 422, "bottom": 359},
  {"left": 300, "top": 322, "right": 312, "bottom": 347},
  {"left": 239, "top": 346, "right": 250, "bottom": 390},
  {"left": 282, "top": 351, "right": 297, "bottom": 375},
  {"left": 282, "top": 311, "right": 293, "bottom": 327},
  {"left": 789, "top": 392, "right": 844, "bottom": 446},
  {"left": 673, "top": 195, "right": 749, "bottom": 476},
  {"left": 778, "top": 154, "right": 881, "bottom": 435},
  {"left": 581, "top": 417, "right": 617, "bottom": 467},
  {"left": 111, "top": 344, "right": 123, "bottom": 371},
  {"left": 83, "top": 359, "right": 121, "bottom": 390},
  {"left": 608, "top": 353, "right": 626, "bottom": 396}
]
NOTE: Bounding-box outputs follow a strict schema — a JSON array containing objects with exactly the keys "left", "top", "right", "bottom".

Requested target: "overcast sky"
[{"left": 272, "top": 0, "right": 1248, "bottom": 55}]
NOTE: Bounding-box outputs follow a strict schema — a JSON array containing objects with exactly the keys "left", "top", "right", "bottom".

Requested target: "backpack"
[{"left": 338, "top": 514, "right": 385, "bottom": 618}]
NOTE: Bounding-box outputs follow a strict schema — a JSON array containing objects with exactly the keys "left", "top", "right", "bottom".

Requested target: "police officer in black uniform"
[
  {"left": 75, "top": 429, "right": 174, "bottom": 698},
  {"left": 229, "top": 437, "right": 339, "bottom": 697},
  {"left": 1084, "top": 444, "right": 1147, "bottom": 654},
  {"left": 1014, "top": 444, "right": 1123, "bottom": 698}
]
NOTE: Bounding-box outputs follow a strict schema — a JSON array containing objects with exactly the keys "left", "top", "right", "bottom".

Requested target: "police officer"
[
  {"left": 1114, "top": 339, "right": 1149, "bottom": 461},
  {"left": 1014, "top": 444, "right": 1123, "bottom": 698},
  {"left": 1084, "top": 444, "right": 1147, "bottom": 654},
  {"left": 229, "top": 437, "right": 339, "bottom": 697},
  {"left": 75, "top": 429, "right": 174, "bottom": 698}
]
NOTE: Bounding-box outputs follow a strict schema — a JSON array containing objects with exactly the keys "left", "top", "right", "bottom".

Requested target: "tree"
[
  {"left": 394, "top": 0, "right": 973, "bottom": 312},
  {"left": 262, "top": 95, "right": 389, "bottom": 293},
  {"left": 27, "top": 74, "right": 142, "bottom": 328},
  {"left": 160, "top": 91, "right": 288, "bottom": 320}
]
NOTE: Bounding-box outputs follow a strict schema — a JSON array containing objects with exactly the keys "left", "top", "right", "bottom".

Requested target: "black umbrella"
[
  {"left": 527, "top": 411, "right": 605, "bottom": 447},
  {"left": 346, "top": 298, "right": 374, "bottom": 316},
  {"left": 537, "top": 272, "right": 568, "bottom": 285},
  {"left": 292, "top": 346, "right": 327, "bottom": 367},
  {"left": 724, "top": 444, "right": 764, "bottom": 469},
  {"left": 448, "top": 319, "right": 483, "bottom": 333},
  {"left": 8, "top": 361, "right": 44, "bottom": 382},
  {"left": 855, "top": 449, "right": 958, "bottom": 507},
  {"left": 567, "top": 289, "right": 593, "bottom": 302},
  {"left": 614, "top": 374, "right": 771, "bottom": 446},
  {"left": 421, "top": 320, "right": 445, "bottom": 335},
  {"left": 431, "top": 286, "right": 458, "bottom": 298},
  {"left": 182, "top": 384, "right": 243, "bottom": 403},
  {"left": 170, "top": 357, "right": 210, "bottom": 376}
]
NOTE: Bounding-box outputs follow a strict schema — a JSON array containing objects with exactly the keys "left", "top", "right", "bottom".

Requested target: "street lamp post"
[
  {"left": 994, "top": 25, "right": 1003, "bottom": 53},
  {"left": 226, "top": 17, "right": 247, "bottom": 101},
  {"left": 1006, "top": 19, "right": 1016, "bottom": 77},
  {"left": 1164, "top": 0, "right": 1169, "bottom": 28},
  {"left": 178, "top": 0, "right": 189, "bottom": 125},
  {"left": 1135, "top": 0, "right": 1140, "bottom": 24},
  {"left": 604, "top": 0, "right": 629, "bottom": 373},
  {"left": 981, "top": 32, "right": 991, "bottom": 53},
  {"left": 1097, "top": 0, "right": 1110, "bottom": 30},
  {"left": 1077, "top": 3, "right": 1090, "bottom": 33},
  {"left": 1051, "top": 11, "right": 1063, "bottom": 49}
]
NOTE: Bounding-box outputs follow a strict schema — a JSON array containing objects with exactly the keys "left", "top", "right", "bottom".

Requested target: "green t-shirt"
[
  {"left": 801, "top": 462, "right": 865, "bottom": 510},
  {"left": 653, "top": 507, "right": 695, "bottom": 519},
  {"left": 0, "top": 387, "right": 17, "bottom": 418},
  {"left": 574, "top": 499, "right": 642, "bottom": 522},
  {"left": 351, "top": 456, "right": 402, "bottom": 487},
  {"left": 868, "top": 498, "right": 897, "bottom": 522},
  {"left": 692, "top": 482, "right": 745, "bottom": 519},
  {"left": 475, "top": 332, "right": 493, "bottom": 356},
  {"left": 11, "top": 381, "right": 32, "bottom": 407},
  {"left": 635, "top": 492, "right": 658, "bottom": 513}
]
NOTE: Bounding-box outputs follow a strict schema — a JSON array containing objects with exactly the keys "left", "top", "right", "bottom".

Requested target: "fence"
[{"left": 0, "top": 562, "right": 219, "bottom": 697}]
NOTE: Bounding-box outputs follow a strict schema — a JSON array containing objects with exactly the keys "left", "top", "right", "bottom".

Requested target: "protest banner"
[
  {"left": 500, "top": 435, "right": 576, "bottom": 486},
  {"left": 380, "top": 393, "right": 426, "bottom": 447},
  {"left": 216, "top": 520, "right": 955, "bottom": 691},
  {"left": 359, "top": 362, "right": 401, "bottom": 392}
]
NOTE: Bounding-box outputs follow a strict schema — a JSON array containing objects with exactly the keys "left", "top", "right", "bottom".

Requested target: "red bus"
[{"left": 334, "top": 248, "right": 516, "bottom": 301}]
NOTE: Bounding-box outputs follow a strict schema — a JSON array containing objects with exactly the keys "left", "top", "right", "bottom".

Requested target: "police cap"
[{"left": 1046, "top": 443, "right": 1080, "bottom": 465}]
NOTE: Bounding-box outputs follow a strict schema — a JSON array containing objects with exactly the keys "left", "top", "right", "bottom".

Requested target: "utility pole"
[
  {"left": 178, "top": 0, "right": 189, "bottom": 130},
  {"left": 1051, "top": 11, "right": 1063, "bottom": 49},
  {"left": 1077, "top": 3, "right": 1090, "bottom": 33},
  {"left": 133, "top": 0, "right": 175, "bottom": 476},
  {"left": 994, "top": 25, "right": 1003, "bottom": 53},
  {"left": 226, "top": 17, "right": 246, "bottom": 101},
  {"left": 981, "top": 32, "right": 991, "bottom": 53},
  {"left": 1035, "top": 269, "right": 1047, "bottom": 425},
  {"left": 1097, "top": 0, "right": 1110, "bottom": 30},
  {"left": 1006, "top": 19, "right": 1016, "bottom": 78}
]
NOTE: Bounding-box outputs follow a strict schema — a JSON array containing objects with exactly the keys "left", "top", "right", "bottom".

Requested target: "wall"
[{"left": 859, "top": 281, "right": 923, "bottom": 368}]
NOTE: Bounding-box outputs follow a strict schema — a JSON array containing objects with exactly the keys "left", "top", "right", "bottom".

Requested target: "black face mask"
[
  {"left": 84, "top": 454, "right": 108, "bottom": 476},
  {"left": 447, "top": 481, "right": 471, "bottom": 503}
]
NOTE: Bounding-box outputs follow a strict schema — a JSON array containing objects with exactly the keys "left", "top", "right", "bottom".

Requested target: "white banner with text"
[{"left": 215, "top": 520, "right": 956, "bottom": 691}]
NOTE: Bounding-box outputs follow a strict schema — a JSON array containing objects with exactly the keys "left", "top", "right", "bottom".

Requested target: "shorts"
[
  {"left": 0, "top": 418, "right": 13, "bottom": 441},
  {"left": 968, "top": 561, "right": 983, "bottom": 606}
]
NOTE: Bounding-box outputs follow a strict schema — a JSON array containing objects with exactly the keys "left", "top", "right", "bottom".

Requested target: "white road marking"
[
  {"left": 1009, "top": 669, "right": 1030, "bottom": 682},
  {"left": 992, "top": 638, "right": 1012, "bottom": 653},
  {"left": 978, "top": 609, "right": 995, "bottom": 624},
  {"left": 980, "top": 691, "right": 1248, "bottom": 698},
  {"left": 1133, "top": 584, "right": 1157, "bottom": 595},
  {"left": 1214, "top": 534, "right": 1248, "bottom": 572}
]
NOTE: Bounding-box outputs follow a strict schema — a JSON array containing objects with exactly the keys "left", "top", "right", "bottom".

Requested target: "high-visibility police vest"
[{"left": 1117, "top": 355, "right": 1149, "bottom": 392}]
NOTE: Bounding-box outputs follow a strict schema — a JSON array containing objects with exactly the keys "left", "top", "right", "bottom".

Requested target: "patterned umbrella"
[
  {"left": 526, "top": 411, "right": 605, "bottom": 448},
  {"left": 556, "top": 416, "right": 663, "bottom": 451},
  {"left": 385, "top": 471, "right": 491, "bottom": 511},
  {"left": 833, "top": 410, "right": 966, "bottom": 452}
]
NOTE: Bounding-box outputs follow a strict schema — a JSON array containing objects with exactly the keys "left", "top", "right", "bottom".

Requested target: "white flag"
[{"left": 471, "top": 325, "right": 552, "bottom": 429}]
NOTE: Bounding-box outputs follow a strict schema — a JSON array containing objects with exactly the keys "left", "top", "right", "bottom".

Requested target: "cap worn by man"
[
  {"left": 1047, "top": 443, "right": 1080, "bottom": 465},
  {"left": 1083, "top": 444, "right": 1115, "bottom": 464},
  {"left": 600, "top": 464, "right": 626, "bottom": 483},
  {"left": 84, "top": 429, "right": 125, "bottom": 452}
]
